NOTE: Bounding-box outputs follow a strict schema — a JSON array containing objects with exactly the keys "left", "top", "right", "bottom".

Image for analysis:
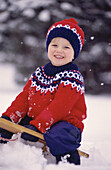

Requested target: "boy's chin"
[
  {"left": 51, "top": 61, "right": 70, "bottom": 67},
  {"left": 51, "top": 63, "right": 66, "bottom": 67}
]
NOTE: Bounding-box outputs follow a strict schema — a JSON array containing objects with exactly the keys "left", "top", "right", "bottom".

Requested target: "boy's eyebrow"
[
  {"left": 51, "top": 43, "right": 57, "bottom": 45},
  {"left": 64, "top": 46, "right": 70, "bottom": 47}
]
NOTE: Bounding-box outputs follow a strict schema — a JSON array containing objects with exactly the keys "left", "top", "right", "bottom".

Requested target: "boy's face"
[{"left": 48, "top": 37, "right": 74, "bottom": 66}]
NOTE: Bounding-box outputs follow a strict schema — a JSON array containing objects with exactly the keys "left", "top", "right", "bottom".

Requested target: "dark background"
[{"left": 0, "top": 0, "right": 111, "bottom": 94}]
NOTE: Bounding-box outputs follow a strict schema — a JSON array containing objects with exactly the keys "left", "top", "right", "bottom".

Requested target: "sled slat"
[
  {"left": 0, "top": 118, "right": 44, "bottom": 140},
  {"left": 0, "top": 118, "right": 89, "bottom": 158}
]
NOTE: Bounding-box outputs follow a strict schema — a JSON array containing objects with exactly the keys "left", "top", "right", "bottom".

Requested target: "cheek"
[
  {"left": 48, "top": 47, "right": 54, "bottom": 54},
  {"left": 70, "top": 50, "right": 74, "bottom": 60},
  {"left": 48, "top": 48, "right": 54, "bottom": 60},
  {"left": 72, "top": 54, "right": 74, "bottom": 60},
  {"left": 66, "top": 51, "right": 74, "bottom": 61}
]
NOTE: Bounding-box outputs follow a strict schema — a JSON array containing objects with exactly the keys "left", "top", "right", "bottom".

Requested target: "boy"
[{"left": 0, "top": 18, "right": 87, "bottom": 165}]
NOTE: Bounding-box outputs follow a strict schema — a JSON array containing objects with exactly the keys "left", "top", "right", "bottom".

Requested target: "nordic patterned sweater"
[{"left": 2, "top": 62, "right": 87, "bottom": 133}]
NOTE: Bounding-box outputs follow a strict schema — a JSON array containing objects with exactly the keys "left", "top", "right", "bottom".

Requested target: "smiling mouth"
[{"left": 54, "top": 55, "right": 64, "bottom": 59}]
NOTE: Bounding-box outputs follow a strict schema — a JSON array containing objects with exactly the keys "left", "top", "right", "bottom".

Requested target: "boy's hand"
[
  {"left": 0, "top": 116, "right": 13, "bottom": 143},
  {"left": 0, "top": 128, "right": 13, "bottom": 143},
  {"left": 21, "top": 125, "right": 39, "bottom": 142}
]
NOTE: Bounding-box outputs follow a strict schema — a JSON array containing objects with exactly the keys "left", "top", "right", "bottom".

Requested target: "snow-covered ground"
[{"left": 0, "top": 63, "right": 111, "bottom": 170}]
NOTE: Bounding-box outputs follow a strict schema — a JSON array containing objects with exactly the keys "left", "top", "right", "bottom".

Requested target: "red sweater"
[{"left": 2, "top": 62, "right": 87, "bottom": 133}]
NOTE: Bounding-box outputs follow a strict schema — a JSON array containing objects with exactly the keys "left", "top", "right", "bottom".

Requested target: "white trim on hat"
[{"left": 47, "top": 24, "right": 83, "bottom": 50}]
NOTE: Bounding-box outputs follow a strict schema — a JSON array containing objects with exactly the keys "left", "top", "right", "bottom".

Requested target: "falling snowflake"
[{"left": 90, "top": 36, "right": 94, "bottom": 40}]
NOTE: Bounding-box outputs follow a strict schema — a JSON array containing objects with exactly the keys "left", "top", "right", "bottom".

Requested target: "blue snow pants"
[{"left": 44, "top": 121, "right": 81, "bottom": 156}]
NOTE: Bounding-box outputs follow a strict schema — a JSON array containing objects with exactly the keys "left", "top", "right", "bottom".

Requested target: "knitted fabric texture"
[{"left": 46, "top": 18, "right": 84, "bottom": 60}]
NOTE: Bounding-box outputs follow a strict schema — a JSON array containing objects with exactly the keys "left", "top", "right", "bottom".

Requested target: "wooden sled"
[{"left": 0, "top": 118, "right": 89, "bottom": 158}]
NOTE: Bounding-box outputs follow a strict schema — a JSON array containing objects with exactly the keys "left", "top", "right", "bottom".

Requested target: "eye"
[
  {"left": 64, "top": 46, "right": 70, "bottom": 49},
  {"left": 51, "top": 44, "right": 57, "bottom": 47}
]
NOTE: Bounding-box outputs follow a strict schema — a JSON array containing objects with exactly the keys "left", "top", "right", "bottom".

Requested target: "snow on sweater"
[{"left": 2, "top": 62, "right": 87, "bottom": 133}]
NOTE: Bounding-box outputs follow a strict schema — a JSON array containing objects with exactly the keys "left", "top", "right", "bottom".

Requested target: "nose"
[{"left": 56, "top": 46, "right": 63, "bottom": 53}]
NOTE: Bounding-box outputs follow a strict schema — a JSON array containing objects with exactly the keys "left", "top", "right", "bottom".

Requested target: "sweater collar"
[{"left": 44, "top": 62, "right": 78, "bottom": 77}]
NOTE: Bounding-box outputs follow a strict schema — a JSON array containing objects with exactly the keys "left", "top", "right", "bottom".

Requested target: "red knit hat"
[{"left": 46, "top": 18, "right": 84, "bottom": 60}]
